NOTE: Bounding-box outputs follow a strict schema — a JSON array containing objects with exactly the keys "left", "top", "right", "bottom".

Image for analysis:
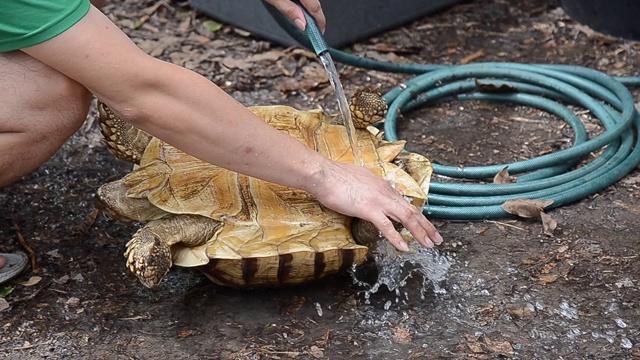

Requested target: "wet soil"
[{"left": 2, "top": 0, "right": 640, "bottom": 359}]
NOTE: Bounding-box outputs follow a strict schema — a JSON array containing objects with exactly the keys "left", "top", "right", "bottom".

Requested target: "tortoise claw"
[{"left": 124, "top": 228, "right": 172, "bottom": 288}]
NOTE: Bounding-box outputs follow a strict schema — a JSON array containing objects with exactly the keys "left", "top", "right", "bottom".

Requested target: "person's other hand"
[
  {"left": 264, "top": 0, "right": 326, "bottom": 33},
  {"left": 310, "top": 161, "right": 443, "bottom": 252}
]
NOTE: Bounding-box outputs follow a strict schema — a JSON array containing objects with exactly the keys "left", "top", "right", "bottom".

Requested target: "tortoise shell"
[{"left": 99, "top": 103, "right": 431, "bottom": 288}]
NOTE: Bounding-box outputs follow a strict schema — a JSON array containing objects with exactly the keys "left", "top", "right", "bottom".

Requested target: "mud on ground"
[{"left": 1, "top": 0, "right": 640, "bottom": 359}]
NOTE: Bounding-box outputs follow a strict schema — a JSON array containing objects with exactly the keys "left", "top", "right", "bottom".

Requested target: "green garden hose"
[{"left": 266, "top": 3, "right": 640, "bottom": 220}]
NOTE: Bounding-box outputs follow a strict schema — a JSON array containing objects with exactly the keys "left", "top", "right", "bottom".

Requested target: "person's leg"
[
  {"left": 0, "top": 0, "right": 105, "bottom": 281},
  {"left": 0, "top": 51, "right": 93, "bottom": 280},
  {"left": 0, "top": 51, "right": 93, "bottom": 187},
  {"left": 0, "top": 252, "right": 28, "bottom": 283}
]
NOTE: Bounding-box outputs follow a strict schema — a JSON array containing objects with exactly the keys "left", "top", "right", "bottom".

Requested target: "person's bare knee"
[{"left": 0, "top": 51, "right": 92, "bottom": 187}]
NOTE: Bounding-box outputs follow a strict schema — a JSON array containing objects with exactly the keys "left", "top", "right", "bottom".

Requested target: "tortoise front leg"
[{"left": 125, "top": 214, "right": 222, "bottom": 288}]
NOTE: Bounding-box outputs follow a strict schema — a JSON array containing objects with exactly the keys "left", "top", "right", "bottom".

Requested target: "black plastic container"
[
  {"left": 561, "top": 0, "right": 640, "bottom": 40},
  {"left": 189, "top": 0, "right": 464, "bottom": 48}
]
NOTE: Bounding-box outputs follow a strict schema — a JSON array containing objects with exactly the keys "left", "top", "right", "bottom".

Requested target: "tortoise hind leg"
[
  {"left": 97, "top": 101, "right": 152, "bottom": 164},
  {"left": 125, "top": 214, "right": 222, "bottom": 288}
]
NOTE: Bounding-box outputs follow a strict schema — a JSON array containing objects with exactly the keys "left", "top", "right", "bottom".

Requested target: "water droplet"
[
  {"left": 350, "top": 239, "right": 453, "bottom": 304},
  {"left": 621, "top": 337, "right": 633, "bottom": 349},
  {"left": 556, "top": 300, "right": 578, "bottom": 320}
]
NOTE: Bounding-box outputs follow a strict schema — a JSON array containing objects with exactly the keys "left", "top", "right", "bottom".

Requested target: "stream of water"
[
  {"left": 317, "top": 53, "right": 452, "bottom": 300},
  {"left": 318, "top": 52, "right": 364, "bottom": 166},
  {"left": 351, "top": 240, "right": 454, "bottom": 304}
]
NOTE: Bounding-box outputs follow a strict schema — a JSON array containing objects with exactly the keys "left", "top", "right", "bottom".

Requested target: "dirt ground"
[{"left": 2, "top": 0, "right": 640, "bottom": 359}]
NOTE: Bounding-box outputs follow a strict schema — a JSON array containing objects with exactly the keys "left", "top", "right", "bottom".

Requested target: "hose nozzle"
[
  {"left": 295, "top": 2, "right": 329, "bottom": 55},
  {"left": 263, "top": 0, "right": 329, "bottom": 56}
]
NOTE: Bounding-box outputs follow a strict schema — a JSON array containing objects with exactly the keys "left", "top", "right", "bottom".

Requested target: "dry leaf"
[
  {"left": 66, "top": 297, "right": 80, "bottom": 306},
  {"left": 0, "top": 298, "right": 9, "bottom": 312},
  {"left": 177, "top": 330, "right": 195, "bottom": 338},
  {"left": 178, "top": 16, "right": 191, "bottom": 34},
  {"left": 613, "top": 200, "right": 640, "bottom": 215},
  {"left": 493, "top": 166, "right": 516, "bottom": 184},
  {"left": 307, "top": 345, "right": 324, "bottom": 358},
  {"left": 505, "top": 303, "right": 536, "bottom": 320},
  {"left": 366, "top": 43, "right": 415, "bottom": 53},
  {"left": 392, "top": 327, "right": 412, "bottom": 344},
  {"left": 541, "top": 212, "right": 558, "bottom": 235},
  {"left": 19, "top": 276, "right": 42, "bottom": 287},
  {"left": 221, "top": 56, "right": 253, "bottom": 70},
  {"left": 620, "top": 174, "right": 640, "bottom": 185},
  {"left": 277, "top": 58, "right": 298, "bottom": 77},
  {"left": 484, "top": 337, "right": 514, "bottom": 355},
  {"left": 246, "top": 49, "right": 285, "bottom": 63},
  {"left": 54, "top": 275, "right": 70, "bottom": 284},
  {"left": 288, "top": 48, "right": 317, "bottom": 59},
  {"left": 466, "top": 342, "right": 485, "bottom": 353},
  {"left": 364, "top": 50, "right": 408, "bottom": 63},
  {"left": 281, "top": 296, "right": 306, "bottom": 316},
  {"left": 540, "top": 262, "right": 557, "bottom": 274},
  {"left": 501, "top": 198, "right": 554, "bottom": 218},
  {"left": 536, "top": 274, "right": 559, "bottom": 285},
  {"left": 274, "top": 63, "right": 328, "bottom": 93}
]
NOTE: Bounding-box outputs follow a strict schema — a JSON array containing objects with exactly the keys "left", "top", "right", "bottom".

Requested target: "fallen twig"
[
  {"left": 484, "top": 220, "right": 526, "bottom": 231},
  {"left": 11, "top": 219, "right": 38, "bottom": 273}
]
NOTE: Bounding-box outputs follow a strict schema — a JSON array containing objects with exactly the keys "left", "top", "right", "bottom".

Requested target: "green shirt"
[{"left": 0, "top": 0, "right": 90, "bottom": 52}]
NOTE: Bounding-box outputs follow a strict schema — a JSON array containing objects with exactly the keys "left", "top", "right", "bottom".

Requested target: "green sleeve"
[{"left": 0, "top": 0, "right": 91, "bottom": 52}]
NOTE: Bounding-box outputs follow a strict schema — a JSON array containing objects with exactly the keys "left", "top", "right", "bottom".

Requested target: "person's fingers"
[
  {"left": 386, "top": 205, "right": 432, "bottom": 248},
  {"left": 370, "top": 212, "right": 410, "bottom": 252},
  {"left": 264, "top": 0, "right": 305, "bottom": 30},
  {"left": 387, "top": 200, "right": 443, "bottom": 248},
  {"left": 299, "top": 0, "right": 326, "bottom": 32},
  {"left": 265, "top": 0, "right": 326, "bottom": 33}
]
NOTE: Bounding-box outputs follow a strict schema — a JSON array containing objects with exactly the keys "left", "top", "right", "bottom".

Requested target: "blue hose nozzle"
[{"left": 295, "top": 2, "right": 329, "bottom": 55}]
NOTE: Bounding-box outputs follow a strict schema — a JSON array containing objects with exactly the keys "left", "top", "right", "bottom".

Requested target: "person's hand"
[
  {"left": 264, "top": 0, "right": 326, "bottom": 33},
  {"left": 309, "top": 161, "right": 443, "bottom": 252}
]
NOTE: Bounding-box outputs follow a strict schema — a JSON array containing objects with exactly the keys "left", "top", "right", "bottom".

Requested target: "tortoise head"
[
  {"left": 349, "top": 89, "right": 388, "bottom": 128},
  {"left": 124, "top": 226, "right": 173, "bottom": 288}
]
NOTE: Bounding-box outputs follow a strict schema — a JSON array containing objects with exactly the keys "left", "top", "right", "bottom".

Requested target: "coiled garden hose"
[{"left": 266, "top": 3, "right": 640, "bottom": 220}]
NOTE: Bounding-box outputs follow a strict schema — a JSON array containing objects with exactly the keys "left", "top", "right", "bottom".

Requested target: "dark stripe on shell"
[
  {"left": 314, "top": 252, "right": 326, "bottom": 280},
  {"left": 277, "top": 254, "right": 294, "bottom": 284},
  {"left": 339, "top": 249, "right": 355, "bottom": 273},
  {"left": 242, "top": 258, "right": 259, "bottom": 285},
  {"left": 199, "top": 259, "right": 243, "bottom": 288}
]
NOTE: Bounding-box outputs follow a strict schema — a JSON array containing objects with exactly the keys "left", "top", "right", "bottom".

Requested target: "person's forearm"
[
  {"left": 103, "top": 59, "right": 331, "bottom": 193},
  {"left": 23, "top": 6, "right": 330, "bottom": 194}
]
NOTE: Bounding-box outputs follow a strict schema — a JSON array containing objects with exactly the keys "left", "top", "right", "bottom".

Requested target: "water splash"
[
  {"left": 351, "top": 239, "right": 453, "bottom": 304},
  {"left": 318, "top": 52, "right": 364, "bottom": 166}
]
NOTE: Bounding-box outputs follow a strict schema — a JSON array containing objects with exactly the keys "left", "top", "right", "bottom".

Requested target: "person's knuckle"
[
  {"left": 303, "top": 0, "right": 321, "bottom": 12},
  {"left": 396, "top": 206, "right": 414, "bottom": 221},
  {"left": 379, "top": 217, "right": 394, "bottom": 230}
]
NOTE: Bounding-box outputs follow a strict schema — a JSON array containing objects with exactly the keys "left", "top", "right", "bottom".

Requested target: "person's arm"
[{"left": 23, "top": 6, "right": 442, "bottom": 251}]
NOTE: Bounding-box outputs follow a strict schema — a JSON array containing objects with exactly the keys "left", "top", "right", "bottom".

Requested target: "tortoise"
[{"left": 95, "top": 91, "right": 432, "bottom": 288}]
